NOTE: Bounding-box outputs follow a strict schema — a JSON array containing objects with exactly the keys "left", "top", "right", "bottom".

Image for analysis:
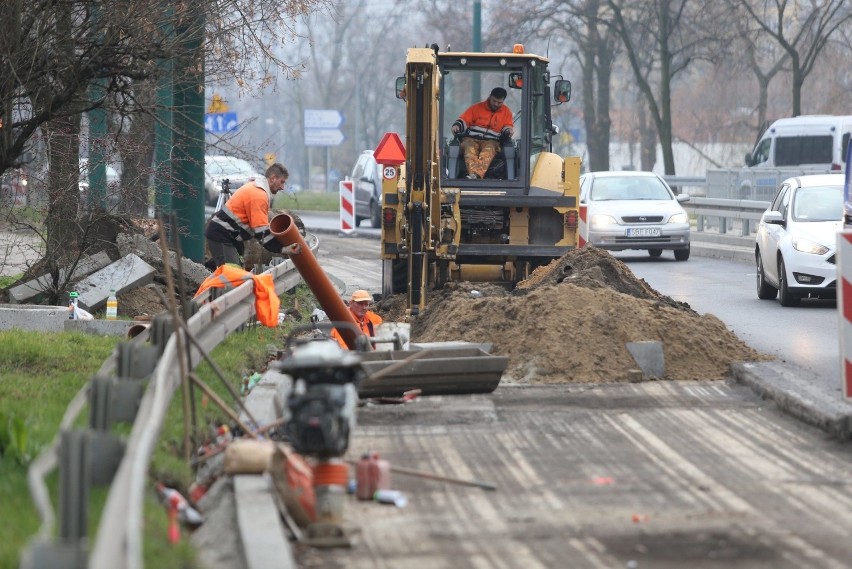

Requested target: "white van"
[{"left": 745, "top": 115, "right": 852, "bottom": 171}]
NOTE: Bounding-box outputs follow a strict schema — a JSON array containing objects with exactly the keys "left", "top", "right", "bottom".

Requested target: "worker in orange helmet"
[{"left": 331, "top": 289, "right": 383, "bottom": 350}]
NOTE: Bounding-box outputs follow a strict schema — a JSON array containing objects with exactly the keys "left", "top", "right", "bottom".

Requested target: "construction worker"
[
  {"left": 205, "top": 163, "right": 289, "bottom": 268},
  {"left": 451, "top": 87, "right": 514, "bottom": 179},
  {"left": 331, "top": 290, "right": 383, "bottom": 350}
]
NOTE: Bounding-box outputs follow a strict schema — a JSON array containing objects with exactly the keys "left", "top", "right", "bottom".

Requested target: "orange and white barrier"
[
  {"left": 578, "top": 204, "right": 588, "bottom": 248},
  {"left": 838, "top": 231, "right": 852, "bottom": 401},
  {"left": 339, "top": 179, "right": 355, "bottom": 234}
]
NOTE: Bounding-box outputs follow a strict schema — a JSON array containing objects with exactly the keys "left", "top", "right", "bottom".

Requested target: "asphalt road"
[{"left": 235, "top": 217, "right": 852, "bottom": 569}]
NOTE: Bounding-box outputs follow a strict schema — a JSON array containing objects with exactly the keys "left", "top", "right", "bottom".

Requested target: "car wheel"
[
  {"left": 777, "top": 257, "right": 800, "bottom": 306},
  {"left": 674, "top": 245, "right": 690, "bottom": 261},
  {"left": 648, "top": 248, "right": 663, "bottom": 257},
  {"left": 755, "top": 250, "right": 778, "bottom": 300},
  {"left": 370, "top": 200, "right": 381, "bottom": 228}
]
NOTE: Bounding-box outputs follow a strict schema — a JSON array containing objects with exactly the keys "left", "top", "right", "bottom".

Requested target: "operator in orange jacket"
[
  {"left": 205, "top": 163, "right": 289, "bottom": 268},
  {"left": 451, "top": 87, "right": 514, "bottom": 179},
  {"left": 330, "top": 289, "right": 383, "bottom": 350}
]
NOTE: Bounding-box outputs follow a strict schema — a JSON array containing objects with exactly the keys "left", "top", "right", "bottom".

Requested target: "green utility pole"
[
  {"left": 154, "top": 4, "right": 174, "bottom": 216},
  {"left": 472, "top": 0, "right": 481, "bottom": 103},
  {"left": 171, "top": 1, "right": 205, "bottom": 261},
  {"left": 87, "top": 3, "right": 107, "bottom": 211}
]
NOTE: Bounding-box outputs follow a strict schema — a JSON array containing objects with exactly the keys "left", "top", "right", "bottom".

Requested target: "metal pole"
[{"left": 472, "top": 0, "right": 481, "bottom": 103}]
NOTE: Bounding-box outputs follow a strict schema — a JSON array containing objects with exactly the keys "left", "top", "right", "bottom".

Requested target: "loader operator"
[
  {"left": 205, "top": 163, "right": 289, "bottom": 268},
  {"left": 331, "top": 290, "right": 383, "bottom": 350},
  {"left": 451, "top": 87, "right": 514, "bottom": 179}
]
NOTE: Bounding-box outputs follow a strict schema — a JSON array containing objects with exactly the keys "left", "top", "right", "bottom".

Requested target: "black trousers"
[{"left": 208, "top": 239, "right": 241, "bottom": 267}]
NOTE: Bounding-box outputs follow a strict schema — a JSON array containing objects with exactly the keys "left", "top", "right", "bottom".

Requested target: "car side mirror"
[
  {"left": 744, "top": 152, "right": 753, "bottom": 166},
  {"left": 763, "top": 211, "right": 784, "bottom": 225},
  {"left": 676, "top": 193, "right": 690, "bottom": 203}
]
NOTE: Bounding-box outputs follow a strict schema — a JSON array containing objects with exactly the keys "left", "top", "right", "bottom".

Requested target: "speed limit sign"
[{"left": 383, "top": 166, "right": 397, "bottom": 180}]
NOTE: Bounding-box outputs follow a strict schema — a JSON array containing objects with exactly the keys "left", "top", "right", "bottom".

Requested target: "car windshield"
[
  {"left": 206, "top": 156, "right": 254, "bottom": 177},
  {"left": 792, "top": 185, "right": 843, "bottom": 222},
  {"left": 590, "top": 176, "right": 672, "bottom": 201}
]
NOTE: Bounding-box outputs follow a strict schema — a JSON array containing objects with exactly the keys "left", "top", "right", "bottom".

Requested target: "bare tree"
[
  {"left": 737, "top": 0, "right": 852, "bottom": 117},
  {"left": 605, "top": 0, "right": 730, "bottom": 175}
]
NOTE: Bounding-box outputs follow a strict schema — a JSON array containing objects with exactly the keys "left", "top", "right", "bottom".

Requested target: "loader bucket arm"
[{"left": 403, "top": 48, "right": 442, "bottom": 316}]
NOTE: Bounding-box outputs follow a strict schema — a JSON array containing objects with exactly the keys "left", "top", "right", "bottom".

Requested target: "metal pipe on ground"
[{"left": 269, "top": 213, "right": 361, "bottom": 350}]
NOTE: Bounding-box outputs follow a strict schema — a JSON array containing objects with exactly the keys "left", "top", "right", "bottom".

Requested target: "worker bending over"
[
  {"left": 205, "top": 163, "right": 290, "bottom": 268},
  {"left": 331, "top": 290, "right": 383, "bottom": 350}
]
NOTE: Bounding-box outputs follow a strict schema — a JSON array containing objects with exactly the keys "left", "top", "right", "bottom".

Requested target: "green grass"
[
  {"left": 272, "top": 189, "right": 339, "bottom": 212},
  {"left": 0, "top": 285, "right": 322, "bottom": 568}
]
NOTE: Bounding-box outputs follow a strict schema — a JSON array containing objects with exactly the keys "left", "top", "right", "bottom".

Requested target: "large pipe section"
[{"left": 269, "top": 213, "right": 361, "bottom": 350}]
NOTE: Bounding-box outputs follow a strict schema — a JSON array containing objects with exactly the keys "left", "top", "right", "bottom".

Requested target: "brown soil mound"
[{"left": 377, "top": 247, "right": 769, "bottom": 383}]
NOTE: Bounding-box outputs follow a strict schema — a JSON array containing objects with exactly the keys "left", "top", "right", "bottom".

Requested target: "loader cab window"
[{"left": 439, "top": 62, "right": 524, "bottom": 184}]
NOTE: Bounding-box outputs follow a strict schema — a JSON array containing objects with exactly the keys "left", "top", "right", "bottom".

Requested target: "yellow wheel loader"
[{"left": 379, "top": 44, "right": 581, "bottom": 317}]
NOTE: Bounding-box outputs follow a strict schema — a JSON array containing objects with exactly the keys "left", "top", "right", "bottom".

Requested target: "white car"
[
  {"left": 204, "top": 155, "right": 261, "bottom": 205},
  {"left": 755, "top": 173, "right": 844, "bottom": 306},
  {"left": 579, "top": 170, "right": 691, "bottom": 260}
]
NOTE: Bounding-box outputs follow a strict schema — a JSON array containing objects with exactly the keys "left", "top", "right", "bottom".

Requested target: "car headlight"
[
  {"left": 668, "top": 212, "right": 688, "bottom": 224},
  {"left": 792, "top": 237, "right": 829, "bottom": 255},
  {"left": 590, "top": 213, "right": 618, "bottom": 228}
]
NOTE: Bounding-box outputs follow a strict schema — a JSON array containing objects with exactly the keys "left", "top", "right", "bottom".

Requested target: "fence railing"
[
  {"left": 664, "top": 176, "right": 769, "bottom": 237},
  {"left": 21, "top": 234, "right": 318, "bottom": 569}
]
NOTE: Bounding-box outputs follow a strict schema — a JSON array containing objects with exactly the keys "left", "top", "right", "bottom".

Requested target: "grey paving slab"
[
  {"left": 74, "top": 253, "right": 156, "bottom": 311},
  {"left": 8, "top": 251, "right": 112, "bottom": 304}
]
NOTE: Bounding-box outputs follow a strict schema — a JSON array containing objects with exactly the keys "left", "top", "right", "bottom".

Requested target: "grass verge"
[
  {"left": 1, "top": 285, "right": 321, "bottom": 568},
  {"left": 272, "top": 189, "right": 339, "bottom": 212}
]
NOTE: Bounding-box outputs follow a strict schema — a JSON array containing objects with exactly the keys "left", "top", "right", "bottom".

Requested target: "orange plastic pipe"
[{"left": 269, "top": 213, "right": 360, "bottom": 350}]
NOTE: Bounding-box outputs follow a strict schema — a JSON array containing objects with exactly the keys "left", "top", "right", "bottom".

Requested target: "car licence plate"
[{"left": 626, "top": 227, "right": 661, "bottom": 237}]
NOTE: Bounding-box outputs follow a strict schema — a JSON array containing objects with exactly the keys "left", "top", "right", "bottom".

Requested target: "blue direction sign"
[
  {"left": 304, "top": 128, "right": 346, "bottom": 146},
  {"left": 304, "top": 109, "right": 344, "bottom": 129},
  {"left": 205, "top": 112, "right": 238, "bottom": 134}
]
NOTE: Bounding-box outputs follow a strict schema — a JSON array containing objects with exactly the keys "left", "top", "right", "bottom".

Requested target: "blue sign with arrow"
[{"left": 205, "top": 112, "right": 238, "bottom": 134}]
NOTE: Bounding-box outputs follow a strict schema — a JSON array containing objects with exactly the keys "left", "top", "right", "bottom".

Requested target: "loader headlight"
[{"left": 792, "top": 237, "right": 829, "bottom": 255}]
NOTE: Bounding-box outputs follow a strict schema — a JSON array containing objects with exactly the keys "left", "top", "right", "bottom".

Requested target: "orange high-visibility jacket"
[
  {"left": 194, "top": 264, "right": 281, "bottom": 327},
  {"left": 205, "top": 178, "right": 286, "bottom": 255},
  {"left": 330, "top": 310, "right": 383, "bottom": 349},
  {"left": 453, "top": 100, "right": 513, "bottom": 141}
]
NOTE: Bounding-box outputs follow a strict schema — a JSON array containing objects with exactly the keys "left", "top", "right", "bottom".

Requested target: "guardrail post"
[
  {"left": 719, "top": 215, "right": 727, "bottom": 234},
  {"left": 149, "top": 312, "right": 175, "bottom": 356},
  {"left": 116, "top": 341, "right": 160, "bottom": 379}
]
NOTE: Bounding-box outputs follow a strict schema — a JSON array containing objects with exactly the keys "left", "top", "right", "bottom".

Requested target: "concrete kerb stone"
[
  {"left": 8, "top": 251, "right": 112, "bottom": 304},
  {"left": 75, "top": 253, "right": 156, "bottom": 312},
  {"left": 0, "top": 304, "right": 70, "bottom": 332},
  {"left": 731, "top": 361, "right": 852, "bottom": 439}
]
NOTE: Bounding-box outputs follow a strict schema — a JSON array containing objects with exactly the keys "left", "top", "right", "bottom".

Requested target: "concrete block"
[
  {"left": 626, "top": 341, "right": 665, "bottom": 378},
  {"left": 64, "top": 319, "right": 134, "bottom": 337},
  {"left": 0, "top": 304, "right": 70, "bottom": 332},
  {"left": 116, "top": 233, "right": 211, "bottom": 289},
  {"left": 75, "top": 254, "right": 156, "bottom": 312},
  {"left": 8, "top": 251, "right": 112, "bottom": 304}
]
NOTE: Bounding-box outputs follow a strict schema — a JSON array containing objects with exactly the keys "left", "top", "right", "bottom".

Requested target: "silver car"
[
  {"left": 579, "top": 171, "right": 691, "bottom": 260},
  {"left": 204, "top": 155, "right": 262, "bottom": 205},
  {"left": 755, "top": 174, "right": 843, "bottom": 306}
]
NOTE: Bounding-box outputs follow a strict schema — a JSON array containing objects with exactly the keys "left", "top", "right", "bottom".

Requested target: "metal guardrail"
[
  {"left": 22, "top": 234, "right": 319, "bottom": 569},
  {"left": 664, "top": 176, "right": 769, "bottom": 237}
]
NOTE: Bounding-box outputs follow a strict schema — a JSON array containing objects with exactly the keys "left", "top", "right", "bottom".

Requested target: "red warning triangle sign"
[{"left": 374, "top": 132, "right": 406, "bottom": 165}]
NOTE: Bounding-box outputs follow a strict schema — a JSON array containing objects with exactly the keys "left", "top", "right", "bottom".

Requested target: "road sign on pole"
[
  {"left": 304, "top": 128, "right": 345, "bottom": 147},
  {"left": 304, "top": 109, "right": 345, "bottom": 147},
  {"left": 205, "top": 112, "right": 238, "bottom": 134}
]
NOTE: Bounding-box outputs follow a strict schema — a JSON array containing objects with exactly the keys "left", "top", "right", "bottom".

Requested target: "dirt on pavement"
[{"left": 375, "top": 246, "right": 770, "bottom": 383}]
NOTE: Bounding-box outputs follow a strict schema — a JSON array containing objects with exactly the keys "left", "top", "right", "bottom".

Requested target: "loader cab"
[{"left": 436, "top": 51, "right": 563, "bottom": 195}]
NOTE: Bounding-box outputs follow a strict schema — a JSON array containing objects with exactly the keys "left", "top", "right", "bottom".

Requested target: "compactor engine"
[{"left": 379, "top": 44, "right": 580, "bottom": 316}]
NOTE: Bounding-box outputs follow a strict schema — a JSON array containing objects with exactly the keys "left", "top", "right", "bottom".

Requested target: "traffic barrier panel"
[
  {"left": 838, "top": 230, "right": 852, "bottom": 401},
  {"left": 578, "top": 204, "right": 588, "bottom": 248},
  {"left": 339, "top": 180, "right": 355, "bottom": 234}
]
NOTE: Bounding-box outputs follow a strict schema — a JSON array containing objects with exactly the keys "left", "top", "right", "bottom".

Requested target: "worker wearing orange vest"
[
  {"left": 331, "top": 290, "right": 383, "bottom": 350},
  {"left": 451, "top": 87, "right": 514, "bottom": 179},
  {"left": 205, "top": 163, "right": 289, "bottom": 268}
]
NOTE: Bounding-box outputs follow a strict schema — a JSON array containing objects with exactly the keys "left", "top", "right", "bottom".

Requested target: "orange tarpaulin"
[{"left": 194, "top": 265, "right": 281, "bottom": 327}]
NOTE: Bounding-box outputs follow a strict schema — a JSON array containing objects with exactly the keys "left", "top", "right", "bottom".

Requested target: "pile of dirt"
[{"left": 377, "top": 247, "right": 769, "bottom": 383}]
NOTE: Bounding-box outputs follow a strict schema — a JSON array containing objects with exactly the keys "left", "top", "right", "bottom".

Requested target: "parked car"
[
  {"left": 204, "top": 155, "right": 261, "bottom": 205},
  {"left": 579, "top": 170, "right": 691, "bottom": 260},
  {"left": 755, "top": 173, "right": 844, "bottom": 306},
  {"left": 350, "top": 150, "right": 382, "bottom": 228}
]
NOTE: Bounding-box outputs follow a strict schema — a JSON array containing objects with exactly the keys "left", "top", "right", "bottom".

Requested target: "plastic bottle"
[
  {"left": 106, "top": 289, "right": 118, "bottom": 320},
  {"left": 356, "top": 451, "right": 392, "bottom": 500},
  {"left": 68, "top": 291, "right": 79, "bottom": 320}
]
